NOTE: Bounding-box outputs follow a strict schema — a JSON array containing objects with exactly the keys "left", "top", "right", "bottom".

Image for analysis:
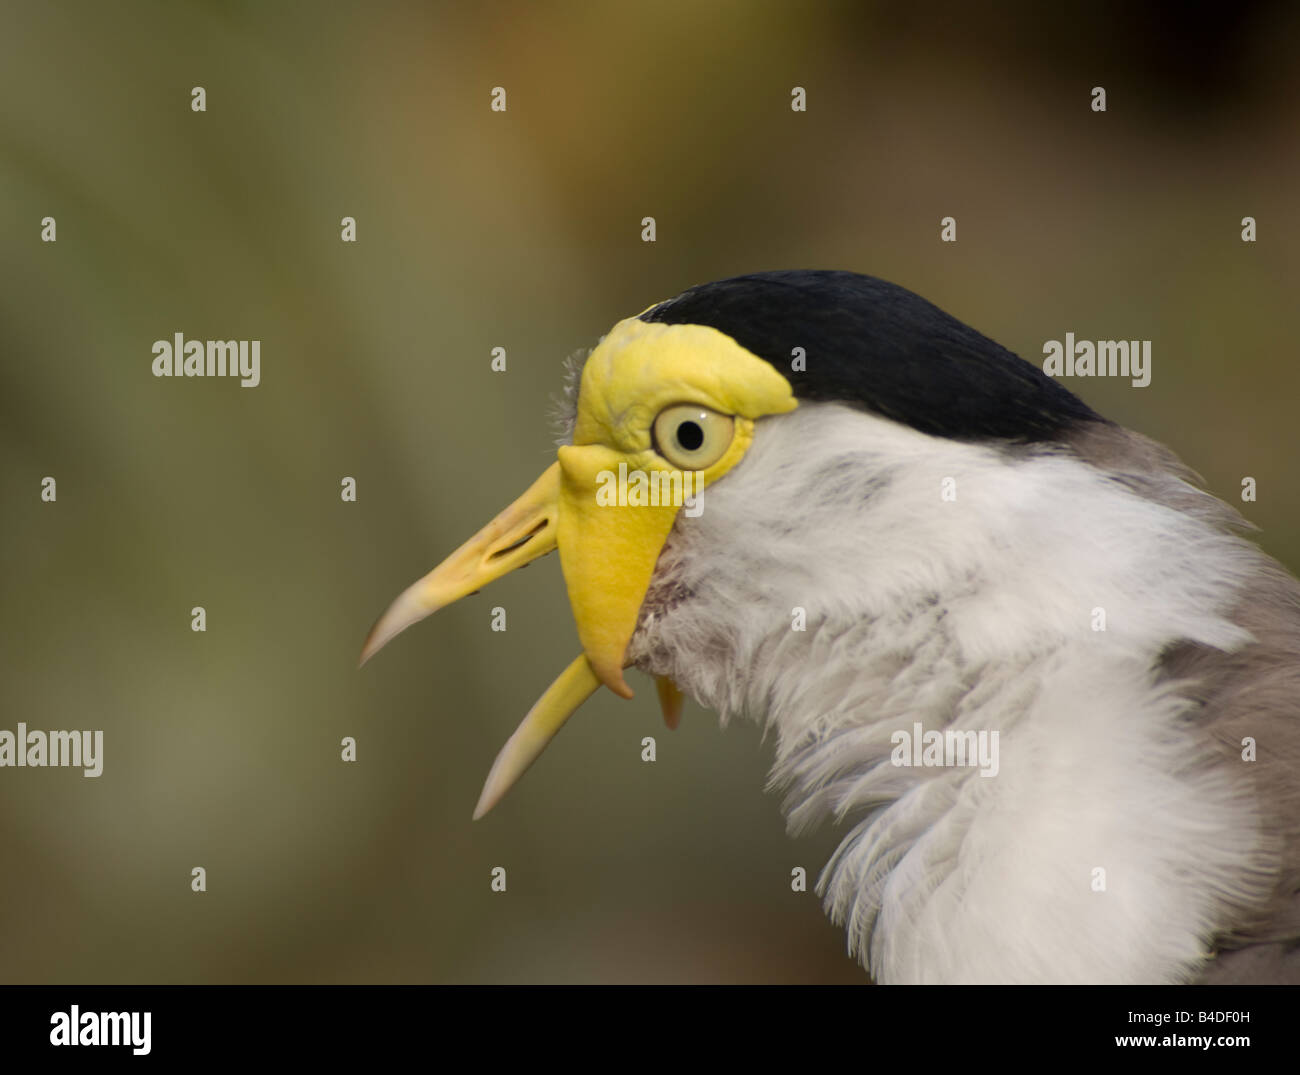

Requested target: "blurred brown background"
[{"left": 1, "top": 0, "right": 1297, "bottom": 983}]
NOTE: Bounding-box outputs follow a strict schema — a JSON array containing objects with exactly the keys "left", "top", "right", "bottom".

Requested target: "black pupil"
[{"left": 675, "top": 420, "right": 704, "bottom": 452}]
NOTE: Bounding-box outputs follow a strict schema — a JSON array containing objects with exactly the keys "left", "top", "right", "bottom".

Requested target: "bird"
[{"left": 360, "top": 269, "right": 1300, "bottom": 984}]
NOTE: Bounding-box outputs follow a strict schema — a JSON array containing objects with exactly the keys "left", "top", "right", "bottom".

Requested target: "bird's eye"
[{"left": 652, "top": 404, "right": 734, "bottom": 470}]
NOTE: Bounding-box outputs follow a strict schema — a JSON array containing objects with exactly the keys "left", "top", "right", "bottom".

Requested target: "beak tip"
[
  {"left": 358, "top": 628, "right": 385, "bottom": 668},
  {"left": 472, "top": 782, "right": 499, "bottom": 821}
]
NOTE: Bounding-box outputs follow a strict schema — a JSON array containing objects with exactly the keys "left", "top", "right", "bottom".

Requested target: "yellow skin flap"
[
  {"left": 560, "top": 317, "right": 797, "bottom": 694},
  {"left": 361, "top": 313, "right": 797, "bottom": 815}
]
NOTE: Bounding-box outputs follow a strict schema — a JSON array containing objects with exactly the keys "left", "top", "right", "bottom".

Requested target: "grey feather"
[{"left": 1069, "top": 422, "right": 1300, "bottom": 982}]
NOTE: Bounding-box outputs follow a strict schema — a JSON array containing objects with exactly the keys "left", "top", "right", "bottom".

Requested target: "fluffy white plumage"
[{"left": 625, "top": 401, "right": 1276, "bottom": 983}]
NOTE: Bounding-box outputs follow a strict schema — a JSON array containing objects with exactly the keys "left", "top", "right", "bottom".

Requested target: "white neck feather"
[{"left": 628, "top": 403, "right": 1271, "bottom": 983}]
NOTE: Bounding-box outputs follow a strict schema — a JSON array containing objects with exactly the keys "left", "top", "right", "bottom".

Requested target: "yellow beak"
[
  {"left": 359, "top": 457, "right": 685, "bottom": 817},
  {"left": 359, "top": 462, "right": 563, "bottom": 667}
]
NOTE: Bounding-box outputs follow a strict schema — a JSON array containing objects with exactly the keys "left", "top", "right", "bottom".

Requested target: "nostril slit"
[{"left": 488, "top": 518, "right": 549, "bottom": 561}]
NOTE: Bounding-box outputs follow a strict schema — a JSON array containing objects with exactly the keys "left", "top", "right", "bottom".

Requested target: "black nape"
[{"left": 640, "top": 270, "right": 1105, "bottom": 444}]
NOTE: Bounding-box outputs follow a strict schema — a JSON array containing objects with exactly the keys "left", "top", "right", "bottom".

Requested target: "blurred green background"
[{"left": 2, "top": 0, "right": 1298, "bottom": 983}]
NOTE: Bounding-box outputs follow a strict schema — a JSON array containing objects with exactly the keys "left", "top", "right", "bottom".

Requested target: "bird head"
[
  {"left": 359, "top": 301, "right": 807, "bottom": 813},
  {"left": 359, "top": 270, "right": 1107, "bottom": 819}
]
